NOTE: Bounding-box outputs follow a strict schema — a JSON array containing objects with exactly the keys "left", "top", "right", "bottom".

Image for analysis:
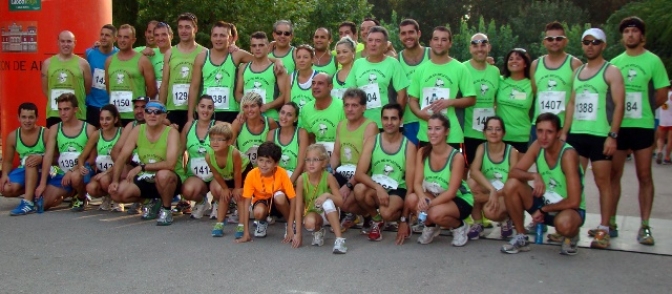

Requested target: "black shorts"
[
  {"left": 224, "top": 163, "right": 253, "bottom": 188},
  {"left": 527, "top": 195, "right": 586, "bottom": 227},
  {"left": 167, "top": 110, "right": 189, "bottom": 131},
  {"left": 334, "top": 171, "right": 349, "bottom": 187},
  {"left": 503, "top": 140, "right": 528, "bottom": 154},
  {"left": 617, "top": 127, "right": 655, "bottom": 151},
  {"left": 214, "top": 111, "right": 239, "bottom": 124},
  {"left": 454, "top": 196, "right": 473, "bottom": 220},
  {"left": 388, "top": 188, "right": 407, "bottom": 200},
  {"left": 253, "top": 199, "right": 270, "bottom": 210},
  {"left": 134, "top": 171, "right": 183, "bottom": 199},
  {"left": 86, "top": 105, "right": 101, "bottom": 128},
  {"left": 566, "top": 133, "right": 611, "bottom": 161},
  {"left": 46, "top": 117, "right": 61, "bottom": 128},
  {"left": 463, "top": 137, "right": 486, "bottom": 165}
]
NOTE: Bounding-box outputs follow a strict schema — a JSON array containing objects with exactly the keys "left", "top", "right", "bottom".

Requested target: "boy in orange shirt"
[{"left": 236, "top": 142, "right": 298, "bottom": 243}]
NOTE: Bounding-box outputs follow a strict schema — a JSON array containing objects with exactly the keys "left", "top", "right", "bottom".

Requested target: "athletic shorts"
[
  {"left": 566, "top": 133, "right": 611, "bottom": 161},
  {"left": 213, "top": 111, "right": 239, "bottom": 124},
  {"left": 402, "top": 122, "right": 420, "bottom": 146},
  {"left": 8, "top": 167, "right": 41, "bottom": 187},
  {"left": 503, "top": 140, "right": 528, "bottom": 154},
  {"left": 659, "top": 125, "right": 672, "bottom": 131},
  {"left": 223, "top": 163, "right": 253, "bottom": 188},
  {"left": 454, "top": 196, "right": 473, "bottom": 220},
  {"left": 134, "top": 171, "right": 183, "bottom": 199},
  {"left": 527, "top": 195, "right": 586, "bottom": 227},
  {"left": 388, "top": 188, "right": 407, "bottom": 200},
  {"left": 334, "top": 172, "right": 349, "bottom": 187},
  {"left": 48, "top": 164, "right": 94, "bottom": 193},
  {"left": 617, "top": 127, "right": 655, "bottom": 151},
  {"left": 46, "top": 117, "right": 61, "bottom": 128},
  {"left": 167, "top": 110, "right": 189, "bottom": 131},
  {"left": 86, "top": 105, "right": 101, "bottom": 128},
  {"left": 463, "top": 137, "right": 486, "bottom": 165}
]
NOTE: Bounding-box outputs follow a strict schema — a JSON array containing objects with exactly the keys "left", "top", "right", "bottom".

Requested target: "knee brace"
[{"left": 322, "top": 198, "right": 337, "bottom": 214}]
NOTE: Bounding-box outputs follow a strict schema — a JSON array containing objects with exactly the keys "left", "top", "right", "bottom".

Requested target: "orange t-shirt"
[{"left": 243, "top": 166, "right": 296, "bottom": 201}]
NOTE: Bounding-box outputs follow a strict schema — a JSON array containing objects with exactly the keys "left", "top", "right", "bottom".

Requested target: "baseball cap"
[
  {"left": 581, "top": 28, "right": 606, "bottom": 42},
  {"left": 132, "top": 96, "right": 151, "bottom": 103},
  {"left": 619, "top": 16, "right": 645, "bottom": 35}
]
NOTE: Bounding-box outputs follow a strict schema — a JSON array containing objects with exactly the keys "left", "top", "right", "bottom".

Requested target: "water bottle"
[
  {"left": 535, "top": 223, "right": 544, "bottom": 244},
  {"left": 36, "top": 195, "right": 44, "bottom": 214},
  {"left": 418, "top": 198, "right": 431, "bottom": 223}
]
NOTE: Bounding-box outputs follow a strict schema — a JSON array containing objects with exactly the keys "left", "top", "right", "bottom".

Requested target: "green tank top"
[
  {"left": 399, "top": 47, "right": 430, "bottom": 124},
  {"left": 533, "top": 55, "right": 575, "bottom": 126},
  {"left": 237, "top": 117, "right": 270, "bottom": 166},
  {"left": 15, "top": 127, "right": 46, "bottom": 168},
  {"left": 95, "top": 127, "right": 121, "bottom": 172},
  {"left": 290, "top": 70, "right": 317, "bottom": 109},
  {"left": 570, "top": 62, "right": 612, "bottom": 136},
  {"left": 302, "top": 171, "right": 330, "bottom": 214},
  {"left": 57, "top": 122, "right": 89, "bottom": 173},
  {"left": 243, "top": 62, "right": 279, "bottom": 120},
  {"left": 274, "top": 127, "right": 300, "bottom": 174},
  {"left": 313, "top": 55, "right": 337, "bottom": 77},
  {"left": 495, "top": 77, "right": 533, "bottom": 142},
  {"left": 47, "top": 56, "right": 86, "bottom": 120},
  {"left": 185, "top": 120, "right": 215, "bottom": 180},
  {"left": 202, "top": 50, "right": 239, "bottom": 112},
  {"left": 167, "top": 44, "right": 204, "bottom": 110},
  {"left": 269, "top": 46, "right": 295, "bottom": 74},
  {"left": 331, "top": 69, "right": 348, "bottom": 99},
  {"left": 536, "top": 142, "right": 586, "bottom": 210},
  {"left": 108, "top": 53, "right": 146, "bottom": 119},
  {"left": 337, "top": 118, "right": 372, "bottom": 166},
  {"left": 207, "top": 145, "right": 249, "bottom": 181},
  {"left": 370, "top": 134, "right": 408, "bottom": 190},
  {"left": 422, "top": 149, "right": 474, "bottom": 206},
  {"left": 480, "top": 143, "right": 512, "bottom": 190},
  {"left": 148, "top": 48, "right": 165, "bottom": 82},
  {"left": 463, "top": 61, "right": 501, "bottom": 139},
  {"left": 136, "top": 124, "right": 185, "bottom": 180}
]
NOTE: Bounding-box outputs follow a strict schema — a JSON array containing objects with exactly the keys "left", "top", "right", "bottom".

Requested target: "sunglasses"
[
  {"left": 470, "top": 39, "right": 489, "bottom": 45},
  {"left": 275, "top": 30, "right": 291, "bottom": 36},
  {"left": 305, "top": 157, "right": 324, "bottom": 163},
  {"left": 544, "top": 36, "right": 566, "bottom": 42},
  {"left": 144, "top": 108, "right": 165, "bottom": 115},
  {"left": 582, "top": 39, "right": 604, "bottom": 46}
]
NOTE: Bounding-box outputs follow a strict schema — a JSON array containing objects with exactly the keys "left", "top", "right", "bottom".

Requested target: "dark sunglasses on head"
[
  {"left": 470, "top": 39, "right": 489, "bottom": 45},
  {"left": 275, "top": 30, "right": 291, "bottom": 36},
  {"left": 582, "top": 39, "right": 603, "bottom": 46},
  {"left": 144, "top": 108, "right": 165, "bottom": 115},
  {"left": 513, "top": 47, "right": 527, "bottom": 54},
  {"left": 156, "top": 22, "right": 171, "bottom": 29},
  {"left": 544, "top": 36, "right": 566, "bottom": 42}
]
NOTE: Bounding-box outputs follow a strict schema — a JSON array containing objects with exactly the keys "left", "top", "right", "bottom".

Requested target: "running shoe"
[
  {"left": 547, "top": 232, "right": 564, "bottom": 243},
  {"left": 255, "top": 220, "right": 268, "bottom": 238},
  {"left": 141, "top": 199, "right": 161, "bottom": 220},
  {"left": 368, "top": 220, "right": 384, "bottom": 241},
  {"left": 284, "top": 222, "right": 296, "bottom": 239},
  {"left": 664, "top": 159, "right": 672, "bottom": 165},
  {"left": 171, "top": 201, "right": 191, "bottom": 215},
  {"left": 126, "top": 202, "right": 141, "bottom": 215},
  {"left": 451, "top": 223, "right": 470, "bottom": 247},
  {"left": 417, "top": 225, "right": 441, "bottom": 245},
  {"left": 360, "top": 216, "right": 372, "bottom": 234},
  {"left": 227, "top": 209, "right": 239, "bottom": 224},
  {"left": 656, "top": 152, "right": 663, "bottom": 164},
  {"left": 111, "top": 202, "right": 124, "bottom": 212},
  {"left": 70, "top": 198, "right": 86, "bottom": 212},
  {"left": 156, "top": 208, "right": 173, "bottom": 226},
  {"left": 191, "top": 198, "right": 211, "bottom": 219},
  {"left": 209, "top": 201, "right": 219, "bottom": 219},
  {"left": 234, "top": 224, "right": 245, "bottom": 239},
  {"left": 312, "top": 228, "right": 325, "bottom": 246},
  {"left": 333, "top": 237, "right": 347, "bottom": 254},
  {"left": 10, "top": 199, "right": 36, "bottom": 216},
  {"left": 525, "top": 222, "right": 547, "bottom": 235},
  {"left": 267, "top": 215, "right": 276, "bottom": 225},
  {"left": 589, "top": 229, "right": 611, "bottom": 249},
  {"left": 501, "top": 234, "right": 530, "bottom": 254},
  {"left": 500, "top": 219, "right": 513, "bottom": 239},
  {"left": 338, "top": 213, "right": 358, "bottom": 232},
  {"left": 412, "top": 222, "right": 425, "bottom": 233},
  {"left": 637, "top": 226, "right": 655, "bottom": 246},
  {"left": 467, "top": 223, "right": 484, "bottom": 240},
  {"left": 98, "top": 196, "right": 112, "bottom": 211},
  {"left": 560, "top": 235, "right": 579, "bottom": 256},
  {"left": 212, "top": 222, "right": 224, "bottom": 237},
  {"left": 588, "top": 224, "right": 618, "bottom": 238}
]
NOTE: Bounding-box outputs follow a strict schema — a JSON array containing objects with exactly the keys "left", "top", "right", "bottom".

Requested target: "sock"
[
  {"left": 372, "top": 213, "right": 382, "bottom": 222},
  {"left": 162, "top": 206, "right": 171, "bottom": 210},
  {"left": 598, "top": 225, "right": 610, "bottom": 233},
  {"left": 642, "top": 219, "right": 649, "bottom": 227},
  {"left": 215, "top": 222, "right": 223, "bottom": 226},
  {"left": 609, "top": 216, "right": 616, "bottom": 226},
  {"left": 473, "top": 218, "right": 483, "bottom": 225},
  {"left": 26, "top": 200, "right": 34, "bottom": 206}
]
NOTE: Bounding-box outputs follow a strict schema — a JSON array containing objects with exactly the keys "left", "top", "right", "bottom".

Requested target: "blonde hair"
[
  {"left": 335, "top": 36, "right": 356, "bottom": 51},
  {"left": 307, "top": 144, "right": 329, "bottom": 160},
  {"left": 240, "top": 91, "right": 263, "bottom": 108},
  {"left": 209, "top": 122, "right": 234, "bottom": 140}
]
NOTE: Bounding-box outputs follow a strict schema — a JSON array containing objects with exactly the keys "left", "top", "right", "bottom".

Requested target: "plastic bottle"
[
  {"left": 535, "top": 223, "right": 544, "bottom": 244},
  {"left": 418, "top": 198, "right": 431, "bottom": 223}
]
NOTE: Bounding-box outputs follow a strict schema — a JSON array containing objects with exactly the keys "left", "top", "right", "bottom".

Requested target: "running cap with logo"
[
  {"left": 145, "top": 101, "right": 167, "bottom": 112},
  {"left": 133, "top": 96, "right": 152, "bottom": 103},
  {"left": 581, "top": 28, "right": 606, "bottom": 42},
  {"left": 619, "top": 16, "right": 646, "bottom": 35}
]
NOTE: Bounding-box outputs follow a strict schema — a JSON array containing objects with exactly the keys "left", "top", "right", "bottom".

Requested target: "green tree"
[
  {"left": 300, "top": 0, "right": 372, "bottom": 46},
  {"left": 451, "top": 17, "right": 519, "bottom": 70}
]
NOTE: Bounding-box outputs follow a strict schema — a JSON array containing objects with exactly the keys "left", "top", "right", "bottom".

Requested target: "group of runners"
[{"left": 1, "top": 13, "right": 669, "bottom": 255}]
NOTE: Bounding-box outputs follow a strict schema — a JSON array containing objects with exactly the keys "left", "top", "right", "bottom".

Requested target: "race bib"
[
  {"left": 207, "top": 87, "right": 230, "bottom": 110},
  {"left": 58, "top": 151, "right": 80, "bottom": 172},
  {"left": 50, "top": 89, "right": 75, "bottom": 110},
  {"left": 490, "top": 179, "right": 504, "bottom": 191},
  {"left": 538, "top": 91, "right": 566, "bottom": 115},
  {"left": 172, "top": 84, "right": 190, "bottom": 106},
  {"left": 93, "top": 68, "right": 106, "bottom": 90},
  {"left": 110, "top": 91, "right": 133, "bottom": 113},
  {"left": 331, "top": 88, "right": 347, "bottom": 100},
  {"left": 245, "top": 88, "right": 267, "bottom": 103},
  {"left": 421, "top": 87, "right": 450, "bottom": 110},
  {"left": 336, "top": 164, "right": 356, "bottom": 180},
  {"left": 543, "top": 191, "right": 564, "bottom": 205},
  {"left": 361, "top": 84, "right": 382, "bottom": 109},
  {"left": 472, "top": 107, "right": 495, "bottom": 132},
  {"left": 422, "top": 180, "right": 445, "bottom": 196},
  {"left": 95, "top": 155, "right": 114, "bottom": 172},
  {"left": 574, "top": 92, "right": 598, "bottom": 121},
  {"left": 190, "top": 157, "right": 213, "bottom": 182},
  {"left": 316, "top": 141, "right": 335, "bottom": 158},
  {"left": 625, "top": 92, "right": 642, "bottom": 119},
  {"left": 372, "top": 174, "right": 399, "bottom": 190},
  {"left": 246, "top": 145, "right": 259, "bottom": 166}
]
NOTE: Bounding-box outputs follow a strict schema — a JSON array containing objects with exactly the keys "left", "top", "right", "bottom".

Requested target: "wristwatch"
[
  {"left": 140, "top": 163, "right": 146, "bottom": 172},
  {"left": 345, "top": 182, "right": 354, "bottom": 190},
  {"left": 608, "top": 132, "right": 618, "bottom": 139},
  {"left": 400, "top": 216, "right": 408, "bottom": 223}
]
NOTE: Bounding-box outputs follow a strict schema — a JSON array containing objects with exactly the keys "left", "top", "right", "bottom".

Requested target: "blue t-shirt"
[{"left": 85, "top": 46, "right": 119, "bottom": 107}]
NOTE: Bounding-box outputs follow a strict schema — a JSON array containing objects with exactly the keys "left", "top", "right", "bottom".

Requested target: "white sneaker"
[
  {"left": 227, "top": 209, "right": 239, "bottom": 224},
  {"left": 312, "top": 228, "right": 325, "bottom": 246},
  {"left": 209, "top": 202, "right": 218, "bottom": 219},
  {"left": 99, "top": 196, "right": 111, "bottom": 211},
  {"left": 255, "top": 221, "right": 269, "bottom": 237},
  {"left": 451, "top": 223, "right": 469, "bottom": 247},
  {"left": 267, "top": 215, "right": 276, "bottom": 225},
  {"left": 417, "top": 225, "right": 441, "bottom": 245},
  {"left": 333, "top": 237, "right": 347, "bottom": 254},
  {"left": 111, "top": 201, "right": 125, "bottom": 212},
  {"left": 191, "top": 198, "right": 211, "bottom": 219}
]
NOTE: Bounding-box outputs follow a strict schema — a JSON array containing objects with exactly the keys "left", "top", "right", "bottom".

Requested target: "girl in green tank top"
[
  {"left": 331, "top": 39, "right": 356, "bottom": 100},
  {"left": 412, "top": 114, "right": 473, "bottom": 245},
  {"left": 267, "top": 103, "right": 308, "bottom": 183},
  {"left": 14, "top": 127, "right": 46, "bottom": 168},
  {"left": 290, "top": 46, "right": 318, "bottom": 109},
  {"left": 235, "top": 93, "right": 278, "bottom": 166}
]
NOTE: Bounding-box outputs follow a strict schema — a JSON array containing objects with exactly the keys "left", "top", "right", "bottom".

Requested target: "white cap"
[{"left": 581, "top": 28, "right": 606, "bottom": 42}]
